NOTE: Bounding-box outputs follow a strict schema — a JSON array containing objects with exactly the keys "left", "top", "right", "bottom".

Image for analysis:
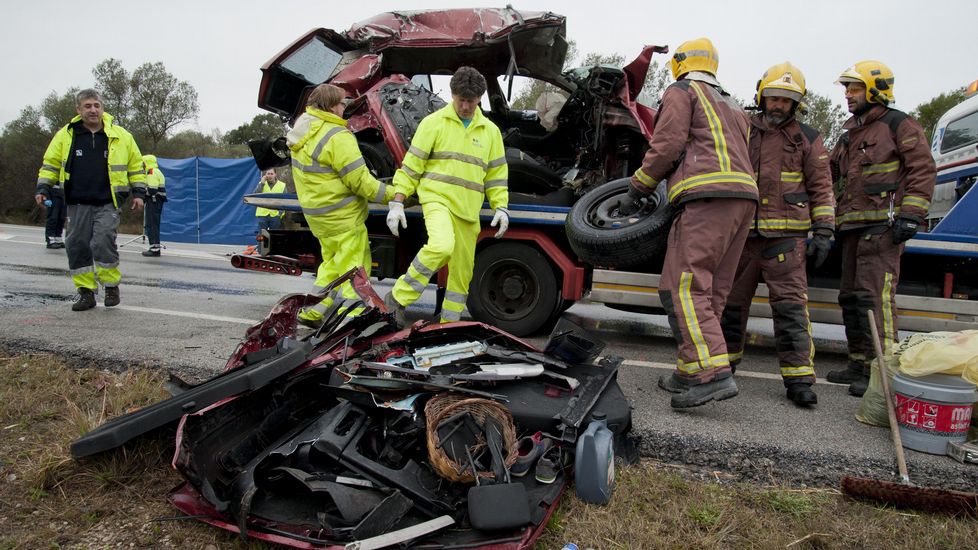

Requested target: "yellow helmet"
[
  {"left": 836, "top": 60, "right": 895, "bottom": 105},
  {"left": 670, "top": 38, "right": 719, "bottom": 80},
  {"left": 755, "top": 62, "right": 806, "bottom": 105}
]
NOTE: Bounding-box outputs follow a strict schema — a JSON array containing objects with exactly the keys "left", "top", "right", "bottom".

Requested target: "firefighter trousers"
[
  {"left": 838, "top": 228, "right": 903, "bottom": 366},
  {"left": 660, "top": 198, "right": 756, "bottom": 383},
  {"left": 65, "top": 204, "right": 121, "bottom": 291},
  {"left": 720, "top": 236, "right": 815, "bottom": 385},
  {"left": 298, "top": 221, "right": 371, "bottom": 323},
  {"left": 391, "top": 201, "right": 479, "bottom": 323}
]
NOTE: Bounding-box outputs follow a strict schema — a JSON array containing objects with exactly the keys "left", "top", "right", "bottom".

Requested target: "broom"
[{"left": 840, "top": 310, "right": 978, "bottom": 517}]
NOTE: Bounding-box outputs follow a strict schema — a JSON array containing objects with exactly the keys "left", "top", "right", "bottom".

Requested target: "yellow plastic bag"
[
  {"left": 855, "top": 353, "right": 902, "bottom": 427},
  {"left": 898, "top": 330, "right": 978, "bottom": 385}
]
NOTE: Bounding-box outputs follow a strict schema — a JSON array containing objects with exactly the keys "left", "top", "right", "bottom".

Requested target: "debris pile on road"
[{"left": 71, "top": 268, "right": 633, "bottom": 549}]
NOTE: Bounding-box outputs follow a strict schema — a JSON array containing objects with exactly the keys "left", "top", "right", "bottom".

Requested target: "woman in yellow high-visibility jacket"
[{"left": 287, "top": 84, "right": 395, "bottom": 327}]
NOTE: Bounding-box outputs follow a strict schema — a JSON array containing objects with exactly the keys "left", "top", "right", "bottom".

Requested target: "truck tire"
[
  {"left": 468, "top": 243, "right": 560, "bottom": 336},
  {"left": 359, "top": 140, "right": 395, "bottom": 179},
  {"left": 565, "top": 177, "right": 673, "bottom": 268}
]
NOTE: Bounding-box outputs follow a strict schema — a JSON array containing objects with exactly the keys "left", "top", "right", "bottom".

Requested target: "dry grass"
[{"left": 1, "top": 351, "right": 975, "bottom": 549}]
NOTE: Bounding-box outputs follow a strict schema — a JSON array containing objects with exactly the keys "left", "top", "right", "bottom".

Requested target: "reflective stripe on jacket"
[
  {"left": 36, "top": 112, "right": 145, "bottom": 209},
  {"left": 748, "top": 114, "right": 835, "bottom": 236},
  {"left": 254, "top": 179, "right": 286, "bottom": 218},
  {"left": 287, "top": 108, "right": 394, "bottom": 237},
  {"left": 393, "top": 104, "right": 508, "bottom": 222},
  {"left": 830, "top": 105, "right": 935, "bottom": 231},
  {"left": 142, "top": 155, "right": 167, "bottom": 199},
  {"left": 632, "top": 78, "right": 756, "bottom": 205}
]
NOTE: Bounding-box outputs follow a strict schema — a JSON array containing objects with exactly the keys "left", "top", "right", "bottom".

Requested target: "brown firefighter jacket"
[
  {"left": 830, "top": 105, "right": 935, "bottom": 232},
  {"left": 632, "top": 78, "right": 757, "bottom": 205},
  {"left": 748, "top": 114, "right": 835, "bottom": 236}
]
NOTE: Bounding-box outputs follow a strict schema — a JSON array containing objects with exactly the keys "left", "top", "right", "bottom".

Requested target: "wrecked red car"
[
  {"left": 71, "top": 269, "right": 633, "bottom": 548},
  {"left": 244, "top": 7, "right": 674, "bottom": 337}
]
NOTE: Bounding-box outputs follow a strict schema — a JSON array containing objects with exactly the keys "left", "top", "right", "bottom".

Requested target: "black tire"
[
  {"left": 565, "top": 177, "right": 673, "bottom": 268},
  {"left": 358, "top": 140, "right": 395, "bottom": 179},
  {"left": 468, "top": 243, "right": 560, "bottom": 336}
]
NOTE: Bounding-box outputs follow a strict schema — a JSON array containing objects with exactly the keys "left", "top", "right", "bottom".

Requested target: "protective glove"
[
  {"left": 491, "top": 207, "right": 510, "bottom": 238},
  {"left": 806, "top": 227, "right": 833, "bottom": 268},
  {"left": 617, "top": 185, "right": 646, "bottom": 217},
  {"left": 386, "top": 201, "right": 407, "bottom": 236},
  {"left": 891, "top": 215, "right": 920, "bottom": 244}
]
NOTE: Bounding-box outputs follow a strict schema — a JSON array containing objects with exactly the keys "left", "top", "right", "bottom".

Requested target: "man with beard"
[
  {"left": 714, "top": 63, "right": 835, "bottom": 407},
  {"left": 825, "top": 61, "right": 935, "bottom": 396}
]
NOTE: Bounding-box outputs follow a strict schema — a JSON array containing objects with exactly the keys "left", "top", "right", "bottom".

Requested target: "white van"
[{"left": 930, "top": 87, "right": 978, "bottom": 223}]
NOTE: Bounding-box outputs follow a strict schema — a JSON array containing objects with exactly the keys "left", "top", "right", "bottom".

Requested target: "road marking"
[
  {"left": 621, "top": 358, "right": 844, "bottom": 385},
  {"left": 118, "top": 305, "right": 256, "bottom": 325}
]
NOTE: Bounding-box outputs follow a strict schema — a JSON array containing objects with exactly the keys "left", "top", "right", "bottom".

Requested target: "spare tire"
[{"left": 565, "top": 177, "right": 674, "bottom": 268}]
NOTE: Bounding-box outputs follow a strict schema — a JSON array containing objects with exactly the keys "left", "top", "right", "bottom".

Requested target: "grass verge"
[{"left": 1, "top": 351, "right": 974, "bottom": 549}]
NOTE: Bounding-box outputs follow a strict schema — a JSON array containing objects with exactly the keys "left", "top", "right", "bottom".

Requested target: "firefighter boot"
[
  {"left": 658, "top": 372, "right": 693, "bottom": 393},
  {"left": 104, "top": 286, "right": 120, "bottom": 307},
  {"left": 72, "top": 288, "right": 96, "bottom": 311},
  {"left": 826, "top": 362, "right": 864, "bottom": 384},
  {"left": 848, "top": 364, "right": 871, "bottom": 397},
  {"left": 670, "top": 375, "right": 739, "bottom": 409},
  {"left": 384, "top": 291, "right": 407, "bottom": 329},
  {"left": 786, "top": 381, "right": 818, "bottom": 407}
]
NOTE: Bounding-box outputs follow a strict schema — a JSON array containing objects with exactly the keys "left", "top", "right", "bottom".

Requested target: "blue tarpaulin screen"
[{"left": 157, "top": 157, "right": 260, "bottom": 245}]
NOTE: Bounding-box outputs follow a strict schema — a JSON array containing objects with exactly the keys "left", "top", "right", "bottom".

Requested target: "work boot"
[
  {"left": 670, "top": 376, "right": 738, "bottom": 409},
  {"left": 46, "top": 241, "right": 59, "bottom": 249},
  {"left": 384, "top": 291, "right": 407, "bottom": 329},
  {"left": 826, "top": 362, "right": 864, "bottom": 384},
  {"left": 72, "top": 288, "right": 96, "bottom": 311},
  {"left": 786, "top": 382, "right": 818, "bottom": 407},
  {"left": 848, "top": 366, "right": 871, "bottom": 397},
  {"left": 657, "top": 372, "right": 692, "bottom": 394},
  {"left": 142, "top": 247, "right": 160, "bottom": 257},
  {"left": 104, "top": 286, "right": 120, "bottom": 307}
]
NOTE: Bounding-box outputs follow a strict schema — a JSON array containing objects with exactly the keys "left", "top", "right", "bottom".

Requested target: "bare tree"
[
  {"left": 130, "top": 62, "right": 199, "bottom": 149},
  {"left": 92, "top": 58, "right": 134, "bottom": 125},
  {"left": 798, "top": 91, "right": 848, "bottom": 150}
]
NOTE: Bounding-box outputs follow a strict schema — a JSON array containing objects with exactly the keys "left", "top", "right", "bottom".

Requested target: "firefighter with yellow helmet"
[
  {"left": 621, "top": 38, "right": 757, "bottom": 408},
  {"left": 825, "top": 61, "right": 936, "bottom": 396},
  {"left": 715, "top": 62, "right": 835, "bottom": 407}
]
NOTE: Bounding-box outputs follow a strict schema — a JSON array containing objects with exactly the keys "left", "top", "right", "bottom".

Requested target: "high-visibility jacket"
[
  {"left": 254, "top": 179, "right": 286, "bottom": 218},
  {"left": 632, "top": 77, "right": 756, "bottom": 206},
  {"left": 287, "top": 107, "right": 394, "bottom": 237},
  {"left": 142, "top": 154, "right": 167, "bottom": 201},
  {"left": 747, "top": 114, "right": 835, "bottom": 236},
  {"left": 393, "top": 105, "right": 508, "bottom": 222},
  {"left": 830, "top": 105, "right": 935, "bottom": 232},
  {"left": 36, "top": 112, "right": 145, "bottom": 208}
]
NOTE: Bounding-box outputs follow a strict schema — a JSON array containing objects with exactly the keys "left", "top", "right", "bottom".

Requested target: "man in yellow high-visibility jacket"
[
  {"left": 384, "top": 67, "right": 509, "bottom": 327},
  {"left": 35, "top": 89, "right": 145, "bottom": 311}
]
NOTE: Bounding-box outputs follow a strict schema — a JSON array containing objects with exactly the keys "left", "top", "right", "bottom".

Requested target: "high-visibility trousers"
[
  {"left": 659, "top": 198, "right": 756, "bottom": 384},
  {"left": 720, "top": 236, "right": 815, "bottom": 385},
  {"left": 391, "top": 201, "right": 479, "bottom": 323},
  {"left": 298, "top": 221, "right": 370, "bottom": 323},
  {"left": 837, "top": 228, "right": 903, "bottom": 365},
  {"left": 65, "top": 204, "right": 121, "bottom": 290}
]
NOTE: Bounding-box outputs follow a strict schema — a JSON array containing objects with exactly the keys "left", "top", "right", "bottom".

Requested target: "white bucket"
[{"left": 892, "top": 372, "right": 977, "bottom": 455}]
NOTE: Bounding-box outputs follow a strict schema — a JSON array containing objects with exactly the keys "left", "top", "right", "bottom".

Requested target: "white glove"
[
  {"left": 386, "top": 201, "right": 407, "bottom": 236},
  {"left": 491, "top": 207, "right": 510, "bottom": 238}
]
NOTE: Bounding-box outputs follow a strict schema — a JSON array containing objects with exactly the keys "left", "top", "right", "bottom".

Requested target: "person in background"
[
  {"left": 141, "top": 154, "right": 166, "bottom": 257},
  {"left": 824, "top": 60, "right": 936, "bottom": 397},
  {"left": 384, "top": 66, "right": 509, "bottom": 328},
  {"left": 248, "top": 167, "right": 286, "bottom": 254},
  {"left": 41, "top": 180, "right": 67, "bottom": 249},
  {"left": 620, "top": 38, "right": 757, "bottom": 409},
  {"left": 287, "top": 83, "right": 396, "bottom": 328},
  {"left": 717, "top": 62, "right": 835, "bottom": 408},
  {"left": 35, "top": 89, "right": 146, "bottom": 311}
]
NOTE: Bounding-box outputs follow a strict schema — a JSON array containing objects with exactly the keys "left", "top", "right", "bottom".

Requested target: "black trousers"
[
  {"left": 45, "top": 195, "right": 67, "bottom": 242},
  {"left": 143, "top": 196, "right": 165, "bottom": 246}
]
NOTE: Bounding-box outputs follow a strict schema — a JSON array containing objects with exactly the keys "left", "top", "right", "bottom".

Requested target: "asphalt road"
[{"left": 1, "top": 223, "right": 976, "bottom": 492}]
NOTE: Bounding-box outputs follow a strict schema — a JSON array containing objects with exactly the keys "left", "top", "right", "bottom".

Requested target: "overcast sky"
[{"left": 4, "top": 0, "right": 976, "bottom": 136}]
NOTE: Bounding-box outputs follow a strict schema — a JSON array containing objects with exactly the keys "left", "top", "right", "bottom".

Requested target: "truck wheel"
[
  {"left": 468, "top": 243, "right": 560, "bottom": 336},
  {"left": 565, "top": 177, "right": 673, "bottom": 268}
]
